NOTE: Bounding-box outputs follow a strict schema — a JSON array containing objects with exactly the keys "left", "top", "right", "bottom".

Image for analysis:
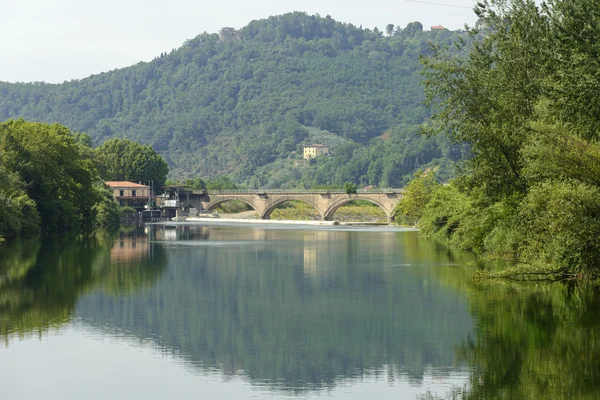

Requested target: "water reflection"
[
  {"left": 8, "top": 225, "right": 597, "bottom": 398},
  {"left": 421, "top": 282, "right": 600, "bottom": 400},
  {"left": 75, "top": 225, "right": 474, "bottom": 394},
  {"left": 0, "top": 229, "right": 167, "bottom": 341}
]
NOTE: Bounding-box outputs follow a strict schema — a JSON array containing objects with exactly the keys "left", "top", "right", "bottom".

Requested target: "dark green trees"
[
  {"left": 0, "top": 163, "right": 39, "bottom": 239},
  {"left": 0, "top": 120, "right": 129, "bottom": 239},
  {"left": 0, "top": 120, "right": 98, "bottom": 234},
  {"left": 95, "top": 138, "right": 168, "bottom": 191},
  {"left": 414, "top": 0, "right": 600, "bottom": 276}
]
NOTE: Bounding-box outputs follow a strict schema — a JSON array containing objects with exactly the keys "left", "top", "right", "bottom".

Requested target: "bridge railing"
[{"left": 197, "top": 188, "right": 402, "bottom": 195}]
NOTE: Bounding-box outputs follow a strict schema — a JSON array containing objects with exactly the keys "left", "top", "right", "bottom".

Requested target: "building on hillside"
[
  {"left": 219, "top": 27, "right": 239, "bottom": 42},
  {"left": 303, "top": 144, "right": 329, "bottom": 159},
  {"left": 431, "top": 25, "right": 445, "bottom": 30},
  {"left": 105, "top": 181, "right": 152, "bottom": 209}
]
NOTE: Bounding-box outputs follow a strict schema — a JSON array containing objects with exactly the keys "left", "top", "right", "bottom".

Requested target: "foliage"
[
  {"left": 0, "top": 13, "right": 469, "bottom": 188},
  {"left": 0, "top": 119, "right": 120, "bottom": 235},
  {"left": 92, "top": 185, "right": 121, "bottom": 230},
  {"left": 343, "top": 182, "right": 357, "bottom": 194},
  {"left": 418, "top": 0, "right": 600, "bottom": 277},
  {"left": 520, "top": 181, "right": 600, "bottom": 273},
  {"left": 394, "top": 170, "right": 438, "bottom": 226},
  {"left": 95, "top": 138, "right": 168, "bottom": 191},
  {"left": 0, "top": 163, "right": 40, "bottom": 239},
  {"left": 422, "top": 0, "right": 547, "bottom": 199},
  {"left": 206, "top": 176, "right": 238, "bottom": 190}
]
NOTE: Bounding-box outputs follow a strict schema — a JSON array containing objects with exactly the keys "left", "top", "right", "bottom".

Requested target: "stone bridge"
[{"left": 184, "top": 189, "right": 403, "bottom": 222}]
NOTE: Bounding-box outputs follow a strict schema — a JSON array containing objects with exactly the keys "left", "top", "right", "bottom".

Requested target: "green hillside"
[{"left": 0, "top": 13, "right": 469, "bottom": 188}]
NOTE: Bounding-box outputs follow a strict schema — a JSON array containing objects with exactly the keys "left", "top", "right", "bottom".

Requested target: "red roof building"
[{"left": 105, "top": 181, "right": 151, "bottom": 209}]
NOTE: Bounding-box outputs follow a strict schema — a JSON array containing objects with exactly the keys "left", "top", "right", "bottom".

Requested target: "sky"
[{"left": 0, "top": 0, "right": 479, "bottom": 84}]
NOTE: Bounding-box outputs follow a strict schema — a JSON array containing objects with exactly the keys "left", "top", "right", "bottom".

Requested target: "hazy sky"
[{"left": 0, "top": 0, "right": 479, "bottom": 83}]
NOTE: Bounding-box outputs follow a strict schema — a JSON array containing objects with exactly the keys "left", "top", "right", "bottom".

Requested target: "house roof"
[{"left": 105, "top": 181, "right": 149, "bottom": 188}]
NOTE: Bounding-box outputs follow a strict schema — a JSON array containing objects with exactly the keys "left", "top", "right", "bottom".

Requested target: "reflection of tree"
[
  {"left": 451, "top": 284, "right": 600, "bottom": 400},
  {"left": 419, "top": 280, "right": 600, "bottom": 400},
  {"left": 77, "top": 229, "right": 473, "bottom": 392},
  {"left": 0, "top": 238, "right": 98, "bottom": 340},
  {"left": 96, "top": 231, "right": 167, "bottom": 294},
  {"left": 0, "top": 230, "right": 167, "bottom": 342}
]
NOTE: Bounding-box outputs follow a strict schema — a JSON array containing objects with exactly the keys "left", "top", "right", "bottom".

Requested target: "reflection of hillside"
[{"left": 76, "top": 227, "right": 473, "bottom": 392}]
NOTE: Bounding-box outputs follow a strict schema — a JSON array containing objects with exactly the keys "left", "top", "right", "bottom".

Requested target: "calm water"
[{"left": 0, "top": 224, "right": 599, "bottom": 399}]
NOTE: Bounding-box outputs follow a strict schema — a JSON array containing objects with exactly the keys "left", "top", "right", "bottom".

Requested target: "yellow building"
[
  {"left": 303, "top": 144, "right": 329, "bottom": 159},
  {"left": 105, "top": 181, "right": 151, "bottom": 209}
]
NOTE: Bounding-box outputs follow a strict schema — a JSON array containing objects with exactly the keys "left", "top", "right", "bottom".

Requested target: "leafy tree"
[
  {"left": 422, "top": 0, "right": 547, "bottom": 199},
  {"left": 0, "top": 120, "right": 99, "bottom": 234},
  {"left": 0, "top": 163, "right": 39, "bottom": 239},
  {"left": 0, "top": 119, "right": 123, "bottom": 237},
  {"left": 386, "top": 24, "right": 395, "bottom": 37},
  {"left": 344, "top": 182, "right": 357, "bottom": 194},
  {"left": 93, "top": 185, "right": 121, "bottom": 230},
  {"left": 95, "top": 138, "right": 168, "bottom": 191},
  {"left": 394, "top": 171, "right": 438, "bottom": 226},
  {"left": 419, "top": 0, "right": 600, "bottom": 277}
]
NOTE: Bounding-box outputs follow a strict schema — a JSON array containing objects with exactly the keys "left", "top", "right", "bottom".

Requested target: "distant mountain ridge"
[{"left": 0, "top": 12, "right": 469, "bottom": 188}]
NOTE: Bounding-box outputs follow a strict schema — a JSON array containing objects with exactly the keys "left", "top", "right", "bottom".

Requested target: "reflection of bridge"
[{"left": 182, "top": 189, "right": 403, "bottom": 222}]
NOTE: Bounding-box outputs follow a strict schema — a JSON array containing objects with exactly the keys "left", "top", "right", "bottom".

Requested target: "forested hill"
[{"left": 0, "top": 13, "right": 469, "bottom": 188}]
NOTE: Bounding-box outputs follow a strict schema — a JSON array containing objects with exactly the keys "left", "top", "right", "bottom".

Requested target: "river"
[{"left": 0, "top": 223, "right": 598, "bottom": 399}]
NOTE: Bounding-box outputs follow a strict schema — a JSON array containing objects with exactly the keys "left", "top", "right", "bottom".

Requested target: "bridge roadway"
[{"left": 183, "top": 189, "right": 403, "bottom": 222}]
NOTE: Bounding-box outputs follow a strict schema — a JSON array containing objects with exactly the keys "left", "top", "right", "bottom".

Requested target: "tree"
[
  {"left": 422, "top": 0, "right": 548, "bottom": 199},
  {"left": 95, "top": 138, "right": 169, "bottom": 191},
  {"left": 386, "top": 24, "right": 395, "bottom": 37},
  {"left": 394, "top": 171, "right": 438, "bottom": 226},
  {"left": 344, "top": 182, "right": 357, "bottom": 194},
  {"left": 0, "top": 163, "right": 40, "bottom": 239},
  {"left": 0, "top": 120, "right": 100, "bottom": 234},
  {"left": 419, "top": 0, "right": 600, "bottom": 276}
]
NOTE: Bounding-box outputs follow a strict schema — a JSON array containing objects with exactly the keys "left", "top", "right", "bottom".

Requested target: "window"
[
  {"left": 119, "top": 190, "right": 124, "bottom": 196},
  {"left": 132, "top": 190, "right": 137, "bottom": 197}
]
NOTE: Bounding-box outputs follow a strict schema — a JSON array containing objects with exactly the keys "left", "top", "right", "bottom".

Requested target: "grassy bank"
[{"left": 269, "top": 200, "right": 387, "bottom": 222}]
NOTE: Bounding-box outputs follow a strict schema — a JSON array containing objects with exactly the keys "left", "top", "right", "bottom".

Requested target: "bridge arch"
[
  {"left": 262, "top": 197, "right": 325, "bottom": 220},
  {"left": 324, "top": 197, "right": 393, "bottom": 222},
  {"left": 205, "top": 197, "right": 260, "bottom": 214}
]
